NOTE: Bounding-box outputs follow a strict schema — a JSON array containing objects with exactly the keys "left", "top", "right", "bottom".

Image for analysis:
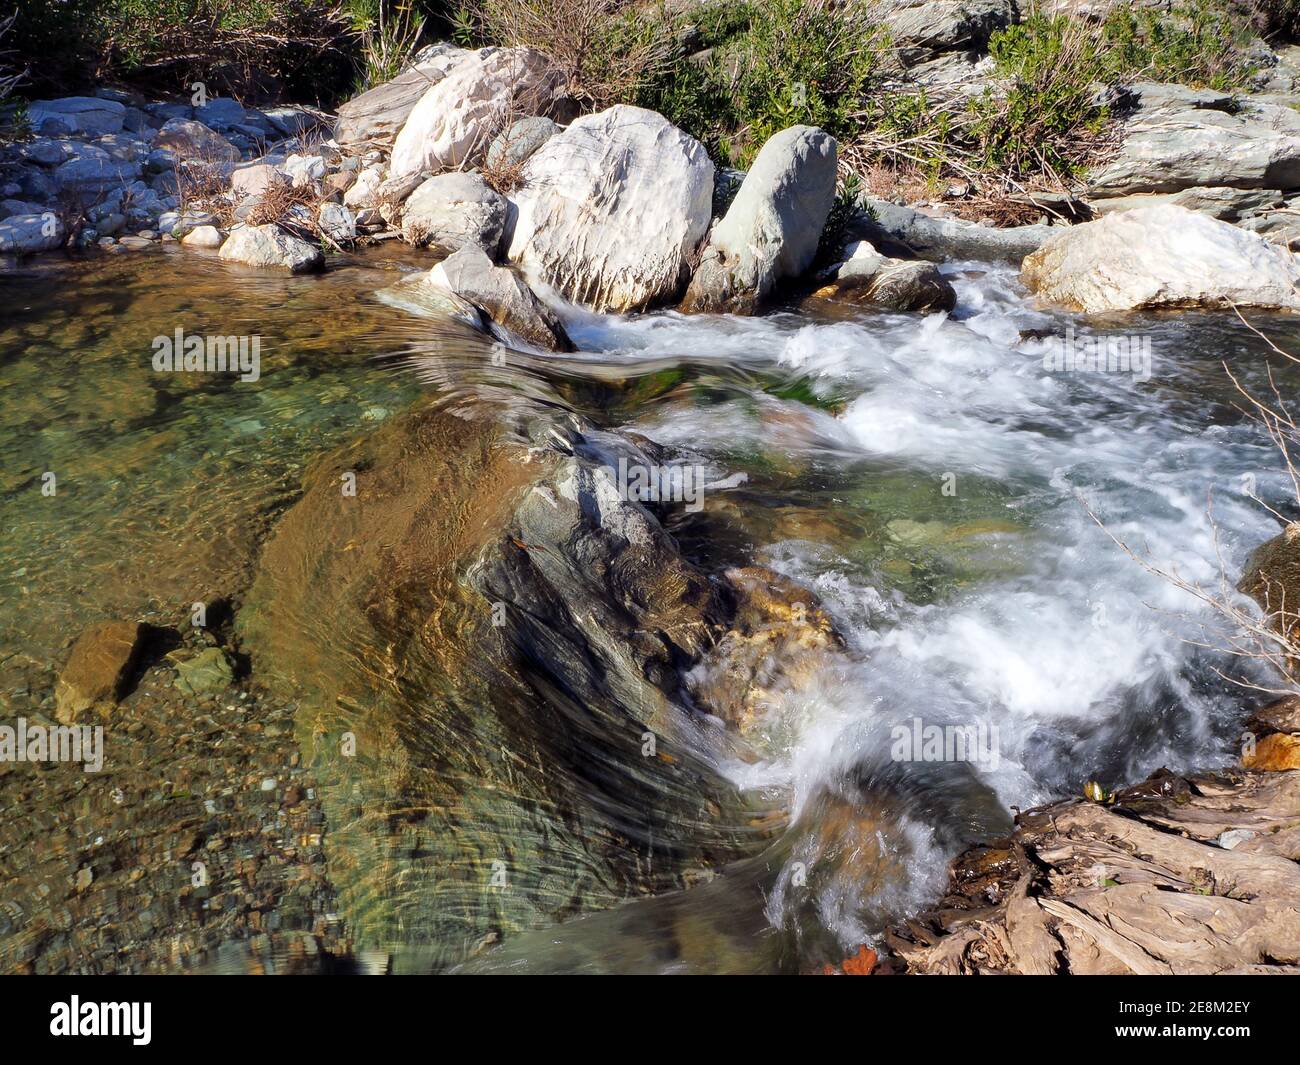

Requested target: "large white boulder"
[
  {"left": 1021, "top": 204, "right": 1300, "bottom": 313},
  {"left": 507, "top": 105, "right": 714, "bottom": 312},
  {"left": 389, "top": 47, "right": 564, "bottom": 178},
  {"left": 334, "top": 44, "right": 469, "bottom": 149},
  {"left": 683, "top": 125, "right": 837, "bottom": 314}
]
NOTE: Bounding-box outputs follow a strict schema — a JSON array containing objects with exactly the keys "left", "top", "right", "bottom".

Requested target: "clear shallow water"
[{"left": 2, "top": 248, "right": 1296, "bottom": 973}]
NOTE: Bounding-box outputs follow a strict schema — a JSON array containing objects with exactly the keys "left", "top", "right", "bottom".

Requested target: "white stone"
[
  {"left": 507, "top": 106, "right": 714, "bottom": 312},
  {"left": 1021, "top": 204, "right": 1300, "bottom": 312},
  {"left": 389, "top": 47, "right": 563, "bottom": 177}
]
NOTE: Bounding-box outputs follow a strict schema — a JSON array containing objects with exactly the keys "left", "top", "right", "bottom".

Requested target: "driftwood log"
[{"left": 891, "top": 766, "right": 1300, "bottom": 975}]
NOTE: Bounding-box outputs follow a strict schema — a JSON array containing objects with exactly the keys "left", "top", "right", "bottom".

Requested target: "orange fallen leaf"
[{"left": 841, "top": 944, "right": 878, "bottom": 976}]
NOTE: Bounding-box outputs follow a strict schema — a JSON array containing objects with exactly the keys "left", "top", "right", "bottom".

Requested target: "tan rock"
[
  {"left": 1243, "top": 732, "right": 1300, "bottom": 771},
  {"left": 55, "top": 620, "right": 146, "bottom": 724}
]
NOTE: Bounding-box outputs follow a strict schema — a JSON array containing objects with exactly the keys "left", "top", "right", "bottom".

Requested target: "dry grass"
[
  {"left": 0, "top": 10, "right": 26, "bottom": 142},
  {"left": 458, "top": 0, "right": 678, "bottom": 109}
]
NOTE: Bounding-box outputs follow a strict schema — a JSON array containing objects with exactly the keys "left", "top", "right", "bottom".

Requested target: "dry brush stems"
[{"left": 460, "top": 0, "right": 678, "bottom": 109}]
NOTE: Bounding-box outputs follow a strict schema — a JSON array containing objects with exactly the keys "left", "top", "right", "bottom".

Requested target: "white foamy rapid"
[{"left": 561, "top": 264, "right": 1284, "bottom": 946}]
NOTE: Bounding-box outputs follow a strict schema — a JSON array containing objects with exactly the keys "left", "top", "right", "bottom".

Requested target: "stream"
[{"left": 1, "top": 245, "right": 1295, "bottom": 973}]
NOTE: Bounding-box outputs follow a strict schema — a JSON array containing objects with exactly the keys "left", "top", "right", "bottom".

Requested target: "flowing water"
[{"left": 1, "top": 245, "right": 1296, "bottom": 973}]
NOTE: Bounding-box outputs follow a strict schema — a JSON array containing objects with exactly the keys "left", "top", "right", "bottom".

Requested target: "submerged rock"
[
  {"left": 686, "top": 566, "right": 844, "bottom": 736},
  {"left": 1022, "top": 204, "right": 1300, "bottom": 312},
  {"left": 55, "top": 621, "right": 146, "bottom": 724},
  {"left": 237, "top": 404, "right": 771, "bottom": 968},
  {"left": 218, "top": 224, "right": 324, "bottom": 273},
  {"left": 425, "top": 245, "right": 573, "bottom": 351},
  {"left": 173, "top": 647, "right": 234, "bottom": 696},
  {"left": 508, "top": 105, "right": 714, "bottom": 312},
  {"left": 683, "top": 125, "right": 837, "bottom": 315}
]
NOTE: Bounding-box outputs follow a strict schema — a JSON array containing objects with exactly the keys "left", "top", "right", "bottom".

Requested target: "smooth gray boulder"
[
  {"left": 334, "top": 45, "right": 468, "bottom": 149},
  {"left": 485, "top": 116, "right": 559, "bottom": 173},
  {"left": 28, "top": 97, "right": 126, "bottom": 136},
  {"left": 425, "top": 245, "right": 573, "bottom": 351},
  {"left": 193, "top": 98, "right": 247, "bottom": 130},
  {"left": 318, "top": 203, "right": 356, "bottom": 244},
  {"left": 508, "top": 105, "right": 714, "bottom": 312},
  {"left": 851, "top": 197, "right": 1055, "bottom": 262},
  {"left": 810, "top": 240, "right": 957, "bottom": 312},
  {"left": 218, "top": 224, "right": 324, "bottom": 273},
  {"left": 400, "top": 171, "right": 507, "bottom": 255},
  {"left": 54, "top": 149, "right": 143, "bottom": 193},
  {"left": 1021, "top": 204, "right": 1300, "bottom": 312},
  {"left": 682, "top": 125, "right": 837, "bottom": 314},
  {"left": 0, "top": 213, "right": 64, "bottom": 254}
]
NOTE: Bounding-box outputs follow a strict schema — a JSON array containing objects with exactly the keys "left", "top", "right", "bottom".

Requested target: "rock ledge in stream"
[
  {"left": 892, "top": 767, "right": 1300, "bottom": 974},
  {"left": 237, "top": 406, "right": 777, "bottom": 967}
]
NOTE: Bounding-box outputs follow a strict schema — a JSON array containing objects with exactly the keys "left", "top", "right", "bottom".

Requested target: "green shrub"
[
  {"left": 1100, "top": 1, "right": 1258, "bottom": 90},
  {"left": 970, "top": 14, "right": 1111, "bottom": 179}
]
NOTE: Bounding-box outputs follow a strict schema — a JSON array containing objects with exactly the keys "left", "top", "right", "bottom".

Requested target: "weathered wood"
[{"left": 894, "top": 768, "right": 1300, "bottom": 975}]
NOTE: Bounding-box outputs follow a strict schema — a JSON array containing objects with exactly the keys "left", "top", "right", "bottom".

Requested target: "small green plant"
[
  {"left": 348, "top": 0, "right": 426, "bottom": 91},
  {"left": 1100, "top": 1, "right": 1257, "bottom": 90},
  {"left": 968, "top": 14, "right": 1112, "bottom": 180},
  {"left": 817, "top": 172, "right": 866, "bottom": 264},
  {"left": 728, "top": 0, "right": 883, "bottom": 164}
]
